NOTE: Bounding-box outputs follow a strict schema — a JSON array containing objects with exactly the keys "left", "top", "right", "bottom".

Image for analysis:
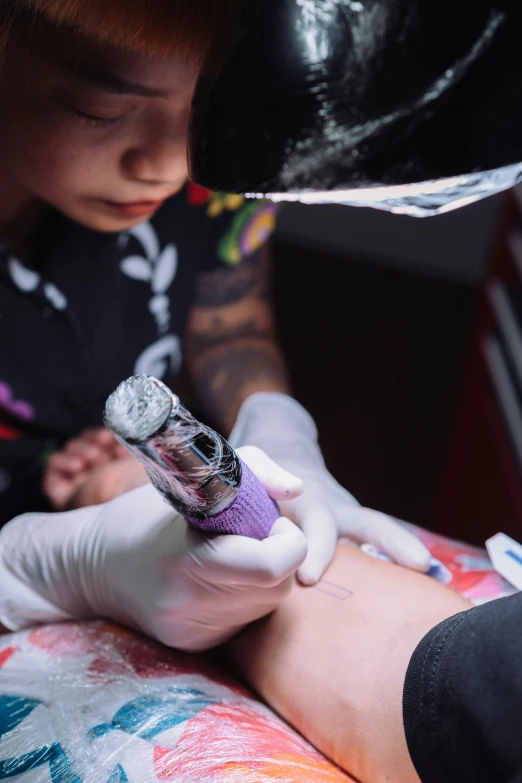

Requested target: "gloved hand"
[
  {"left": 229, "top": 393, "right": 431, "bottom": 585},
  {"left": 0, "top": 447, "right": 307, "bottom": 651}
]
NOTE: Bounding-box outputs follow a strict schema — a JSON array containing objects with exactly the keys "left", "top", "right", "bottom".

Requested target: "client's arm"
[{"left": 226, "top": 542, "right": 471, "bottom": 783}]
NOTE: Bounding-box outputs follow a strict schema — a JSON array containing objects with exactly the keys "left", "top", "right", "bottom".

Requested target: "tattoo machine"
[{"left": 104, "top": 374, "right": 279, "bottom": 540}]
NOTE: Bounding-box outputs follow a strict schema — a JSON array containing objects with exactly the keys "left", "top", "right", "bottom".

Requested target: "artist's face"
[{"left": 0, "top": 21, "right": 199, "bottom": 231}]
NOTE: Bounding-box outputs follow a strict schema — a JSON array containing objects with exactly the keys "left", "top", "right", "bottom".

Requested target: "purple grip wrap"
[{"left": 187, "top": 460, "right": 280, "bottom": 540}]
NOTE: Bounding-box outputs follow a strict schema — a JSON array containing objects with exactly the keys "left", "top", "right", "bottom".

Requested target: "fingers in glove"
[
  {"left": 340, "top": 507, "right": 431, "bottom": 572},
  {"left": 292, "top": 502, "right": 339, "bottom": 586},
  {"left": 204, "top": 515, "right": 307, "bottom": 587},
  {"left": 237, "top": 445, "right": 303, "bottom": 501}
]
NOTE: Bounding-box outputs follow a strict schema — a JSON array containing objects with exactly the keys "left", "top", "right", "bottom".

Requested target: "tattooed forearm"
[
  {"left": 188, "top": 341, "right": 289, "bottom": 433},
  {"left": 185, "top": 245, "right": 291, "bottom": 433},
  {"left": 186, "top": 317, "right": 273, "bottom": 354},
  {"left": 193, "top": 251, "right": 270, "bottom": 308}
]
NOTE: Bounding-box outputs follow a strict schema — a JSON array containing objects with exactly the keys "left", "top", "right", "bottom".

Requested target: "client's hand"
[
  {"left": 0, "top": 447, "right": 307, "bottom": 652},
  {"left": 43, "top": 428, "right": 147, "bottom": 509}
]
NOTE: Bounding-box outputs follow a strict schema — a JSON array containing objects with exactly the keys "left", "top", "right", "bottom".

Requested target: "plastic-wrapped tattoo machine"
[{"left": 104, "top": 374, "right": 279, "bottom": 539}]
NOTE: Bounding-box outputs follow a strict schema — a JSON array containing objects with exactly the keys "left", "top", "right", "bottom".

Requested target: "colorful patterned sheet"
[
  {"left": 405, "top": 523, "right": 516, "bottom": 605},
  {"left": 0, "top": 530, "right": 515, "bottom": 783}
]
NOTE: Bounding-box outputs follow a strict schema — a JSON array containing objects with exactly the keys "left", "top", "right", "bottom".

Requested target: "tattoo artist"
[{"left": 0, "top": 2, "right": 430, "bottom": 649}]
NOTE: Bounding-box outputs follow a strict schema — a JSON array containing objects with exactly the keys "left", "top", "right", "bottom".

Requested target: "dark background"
[{"left": 271, "top": 196, "right": 503, "bottom": 530}]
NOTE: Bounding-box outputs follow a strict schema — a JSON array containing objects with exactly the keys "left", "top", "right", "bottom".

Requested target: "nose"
[{"left": 122, "top": 115, "right": 189, "bottom": 187}]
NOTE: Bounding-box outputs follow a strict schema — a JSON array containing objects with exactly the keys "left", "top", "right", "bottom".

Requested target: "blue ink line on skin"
[
  {"left": 314, "top": 580, "right": 354, "bottom": 600},
  {"left": 506, "top": 549, "right": 522, "bottom": 566}
]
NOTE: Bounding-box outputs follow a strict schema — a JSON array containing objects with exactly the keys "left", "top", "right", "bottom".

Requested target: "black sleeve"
[{"left": 403, "top": 592, "right": 522, "bottom": 783}]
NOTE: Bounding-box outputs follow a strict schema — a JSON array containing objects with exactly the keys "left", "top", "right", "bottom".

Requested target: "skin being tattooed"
[{"left": 184, "top": 244, "right": 290, "bottom": 434}]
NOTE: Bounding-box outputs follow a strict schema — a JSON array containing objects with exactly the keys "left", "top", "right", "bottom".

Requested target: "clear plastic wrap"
[
  {"left": 255, "top": 162, "right": 522, "bottom": 217},
  {"left": 0, "top": 622, "right": 353, "bottom": 783},
  {"left": 0, "top": 526, "right": 515, "bottom": 783}
]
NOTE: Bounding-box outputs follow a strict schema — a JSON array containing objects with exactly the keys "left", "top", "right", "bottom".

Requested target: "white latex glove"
[
  {"left": 0, "top": 447, "right": 307, "bottom": 652},
  {"left": 230, "top": 393, "right": 431, "bottom": 585}
]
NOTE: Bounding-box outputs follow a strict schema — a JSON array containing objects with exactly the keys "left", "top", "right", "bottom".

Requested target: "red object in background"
[
  {"left": 435, "top": 193, "right": 522, "bottom": 545},
  {"left": 187, "top": 182, "right": 212, "bottom": 206},
  {"left": 0, "top": 422, "right": 20, "bottom": 440}
]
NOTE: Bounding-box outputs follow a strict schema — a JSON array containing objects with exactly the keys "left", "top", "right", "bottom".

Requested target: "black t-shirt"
[
  {"left": 0, "top": 184, "right": 277, "bottom": 523},
  {"left": 404, "top": 591, "right": 522, "bottom": 783}
]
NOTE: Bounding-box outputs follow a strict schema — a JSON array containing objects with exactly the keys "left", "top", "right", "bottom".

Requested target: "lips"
[{"left": 101, "top": 199, "right": 165, "bottom": 218}]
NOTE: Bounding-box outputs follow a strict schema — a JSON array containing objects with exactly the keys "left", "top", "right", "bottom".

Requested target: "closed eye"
[{"left": 66, "top": 104, "right": 125, "bottom": 126}]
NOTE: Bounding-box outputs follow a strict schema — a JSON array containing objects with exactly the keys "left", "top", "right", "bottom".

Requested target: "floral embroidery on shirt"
[
  {"left": 186, "top": 184, "right": 278, "bottom": 264},
  {"left": 187, "top": 182, "right": 212, "bottom": 206},
  {"left": 186, "top": 184, "right": 246, "bottom": 217},
  {"left": 7, "top": 258, "right": 40, "bottom": 292},
  {"left": 120, "top": 222, "right": 178, "bottom": 336},
  {"left": 206, "top": 193, "right": 245, "bottom": 218},
  {"left": 7, "top": 258, "right": 68, "bottom": 311},
  {"left": 43, "top": 283, "right": 67, "bottom": 311},
  {"left": 218, "top": 201, "right": 277, "bottom": 264},
  {"left": 0, "top": 382, "right": 34, "bottom": 422},
  {"left": 118, "top": 222, "right": 182, "bottom": 380},
  {"left": 133, "top": 335, "right": 182, "bottom": 380}
]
